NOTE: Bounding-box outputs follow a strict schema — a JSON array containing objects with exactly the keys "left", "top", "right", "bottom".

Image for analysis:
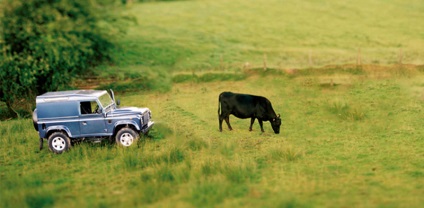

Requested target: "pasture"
[
  {"left": 1, "top": 0, "right": 424, "bottom": 207},
  {"left": 114, "top": 0, "right": 424, "bottom": 71},
  {"left": 1, "top": 69, "right": 424, "bottom": 207}
]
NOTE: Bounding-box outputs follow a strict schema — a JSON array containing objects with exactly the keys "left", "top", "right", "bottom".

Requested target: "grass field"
[
  {"left": 113, "top": 0, "right": 424, "bottom": 71},
  {"left": 1, "top": 0, "right": 424, "bottom": 207},
  {"left": 1, "top": 69, "right": 424, "bottom": 207}
]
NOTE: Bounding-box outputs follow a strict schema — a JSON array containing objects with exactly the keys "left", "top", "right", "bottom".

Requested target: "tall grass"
[{"left": 327, "top": 100, "right": 366, "bottom": 121}]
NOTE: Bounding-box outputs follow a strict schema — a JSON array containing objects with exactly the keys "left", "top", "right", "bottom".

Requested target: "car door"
[{"left": 79, "top": 100, "right": 108, "bottom": 136}]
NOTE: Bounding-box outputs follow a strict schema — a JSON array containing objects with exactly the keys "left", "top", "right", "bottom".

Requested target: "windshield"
[{"left": 98, "top": 93, "right": 114, "bottom": 109}]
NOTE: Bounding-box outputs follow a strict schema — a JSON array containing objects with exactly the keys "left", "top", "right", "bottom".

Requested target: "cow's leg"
[
  {"left": 225, "top": 116, "right": 233, "bottom": 130},
  {"left": 249, "top": 117, "right": 255, "bottom": 131},
  {"left": 258, "top": 119, "right": 264, "bottom": 132}
]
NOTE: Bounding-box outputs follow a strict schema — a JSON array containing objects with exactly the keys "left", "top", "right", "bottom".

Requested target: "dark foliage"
[{"left": 0, "top": 0, "right": 126, "bottom": 117}]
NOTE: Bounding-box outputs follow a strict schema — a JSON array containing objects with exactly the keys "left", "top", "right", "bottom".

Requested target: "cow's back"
[
  {"left": 219, "top": 91, "right": 235, "bottom": 101},
  {"left": 219, "top": 92, "right": 260, "bottom": 118}
]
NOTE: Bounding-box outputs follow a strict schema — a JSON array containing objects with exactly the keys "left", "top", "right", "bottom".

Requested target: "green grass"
[
  {"left": 112, "top": 0, "right": 424, "bottom": 72},
  {"left": 2, "top": 0, "right": 424, "bottom": 207},
  {"left": 1, "top": 69, "right": 424, "bottom": 207}
]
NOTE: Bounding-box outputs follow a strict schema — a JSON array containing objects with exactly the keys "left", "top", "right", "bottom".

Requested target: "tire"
[
  {"left": 115, "top": 127, "right": 139, "bottom": 147},
  {"left": 48, "top": 132, "right": 71, "bottom": 154}
]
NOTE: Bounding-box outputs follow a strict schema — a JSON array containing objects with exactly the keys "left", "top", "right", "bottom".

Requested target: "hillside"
[{"left": 113, "top": 0, "right": 424, "bottom": 72}]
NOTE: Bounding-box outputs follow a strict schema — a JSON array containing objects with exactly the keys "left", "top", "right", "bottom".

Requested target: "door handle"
[{"left": 82, "top": 121, "right": 87, "bottom": 125}]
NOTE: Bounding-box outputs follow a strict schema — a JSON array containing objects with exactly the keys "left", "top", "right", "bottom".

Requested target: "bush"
[{"left": 0, "top": 0, "right": 126, "bottom": 117}]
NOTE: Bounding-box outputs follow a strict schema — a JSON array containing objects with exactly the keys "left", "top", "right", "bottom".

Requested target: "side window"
[{"left": 80, "top": 101, "right": 99, "bottom": 115}]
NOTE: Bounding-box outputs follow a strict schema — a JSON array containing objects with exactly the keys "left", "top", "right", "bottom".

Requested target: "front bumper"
[{"left": 141, "top": 121, "right": 154, "bottom": 134}]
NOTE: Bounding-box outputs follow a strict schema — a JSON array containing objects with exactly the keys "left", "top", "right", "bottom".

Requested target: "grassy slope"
[
  {"left": 1, "top": 0, "right": 424, "bottom": 207},
  {"left": 115, "top": 0, "right": 424, "bottom": 71}
]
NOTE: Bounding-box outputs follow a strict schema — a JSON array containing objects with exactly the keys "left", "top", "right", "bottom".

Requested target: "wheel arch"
[
  {"left": 113, "top": 123, "right": 139, "bottom": 137},
  {"left": 45, "top": 126, "right": 72, "bottom": 139},
  {"left": 113, "top": 120, "right": 140, "bottom": 135}
]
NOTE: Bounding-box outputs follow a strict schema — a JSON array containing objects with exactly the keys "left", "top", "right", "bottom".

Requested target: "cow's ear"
[{"left": 278, "top": 114, "right": 280, "bottom": 118}]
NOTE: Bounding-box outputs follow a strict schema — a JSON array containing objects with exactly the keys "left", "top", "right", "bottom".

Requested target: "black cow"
[{"left": 218, "top": 92, "right": 281, "bottom": 134}]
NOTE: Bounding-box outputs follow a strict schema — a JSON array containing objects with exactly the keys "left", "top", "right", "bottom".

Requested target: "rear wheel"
[
  {"left": 115, "top": 128, "right": 139, "bottom": 147},
  {"left": 48, "top": 132, "right": 71, "bottom": 154}
]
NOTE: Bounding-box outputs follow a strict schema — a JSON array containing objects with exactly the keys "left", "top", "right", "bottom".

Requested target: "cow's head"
[{"left": 271, "top": 114, "right": 282, "bottom": 134}]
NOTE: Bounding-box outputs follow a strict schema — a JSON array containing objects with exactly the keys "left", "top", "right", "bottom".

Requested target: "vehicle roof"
[{"left": 36, "top": 90, "right": 107, "bottom": 103}]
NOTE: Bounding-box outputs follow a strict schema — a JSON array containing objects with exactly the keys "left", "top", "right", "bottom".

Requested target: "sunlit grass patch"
[
  {"left": 326, "top": 100, "right": 366, "bottom": 121},
  {"left": 222, "top": 161, "right": 259, "bottom": 184},
  {"left": 185, "top": 138, "right": 209, "bottom": 151},
  {"left": 269, "top": 145, "right": 304, "bottom": 162},
  {"left": 219, "top": 140, "right": 237, "bottom": 158},
  {"left": 123, "top": 150, "right": 141, "bottom": 170},
  {"left": 201, "top": 159, "right": 221, "bottom": 177},
  {"left": 138, "top": 181, "right": 174, "bottom": 204},
  {"left": 164, "top": 146, "right": 185, "bottom": 164},
  {"left": 188, "top": 180, "right": 249, "bottom": 208},
  {"left": 172, "top": 72, "right": 247, "bottom": 83},
  {"left": 188, "top": 181, "right": 228, "bottom": 207},
  {"left": 156, "top": 166, "right": 176, "bottom": 183}
]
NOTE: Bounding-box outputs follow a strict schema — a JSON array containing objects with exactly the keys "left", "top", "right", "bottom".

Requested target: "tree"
[{"left": 0, "top": 0, "right": 126, "bottom": 117}]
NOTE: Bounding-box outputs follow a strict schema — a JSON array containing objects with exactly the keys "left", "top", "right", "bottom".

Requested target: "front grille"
[{"left": 142, "top": 113, "right": 150, "bottom": 126}]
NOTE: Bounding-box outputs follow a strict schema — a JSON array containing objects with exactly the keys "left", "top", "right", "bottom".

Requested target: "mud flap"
[{"left": 39, "top": 138, "right": 44, "bottom": 150}]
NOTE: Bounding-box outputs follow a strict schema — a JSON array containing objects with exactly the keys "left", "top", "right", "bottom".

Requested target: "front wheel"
[
  {"left": 48, "top": 132, "right": 71, "bottom": 154},
  {"left": 115, "top": 128, "right": 139, "bottom": 147}
]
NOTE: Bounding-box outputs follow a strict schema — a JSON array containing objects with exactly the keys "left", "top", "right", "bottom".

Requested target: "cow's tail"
[{"left": 218, "top": 98, "right": 221, "bottom": 116}]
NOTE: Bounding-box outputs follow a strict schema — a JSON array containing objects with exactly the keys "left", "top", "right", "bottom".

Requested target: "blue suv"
[{"left": 33, "top": 89, "right": 154, "bottom": 154}]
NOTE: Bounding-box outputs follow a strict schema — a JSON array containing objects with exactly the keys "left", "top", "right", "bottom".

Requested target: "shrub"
[{"left": 0, "top": 0, "right": 126, "bottom": 117}]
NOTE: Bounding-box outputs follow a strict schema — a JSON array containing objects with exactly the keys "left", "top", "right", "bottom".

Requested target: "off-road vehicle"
[{"left": 33, "top": 89, "right": 154, "bottom": 153}]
